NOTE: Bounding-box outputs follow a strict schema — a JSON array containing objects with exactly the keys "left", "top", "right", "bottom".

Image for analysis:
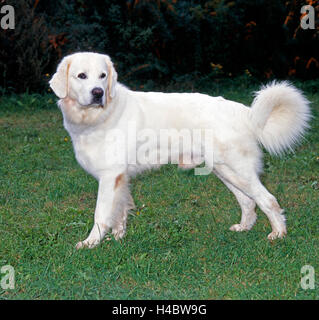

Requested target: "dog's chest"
[{"left": 70, "top": 131, "right": 108, "bottom": 177}]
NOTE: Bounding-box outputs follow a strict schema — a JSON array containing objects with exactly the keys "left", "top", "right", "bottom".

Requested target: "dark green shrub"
[
  {"left": 0, "top": 0, "right": 318, "bottom": 93},
  {"left": 0, "top": 0, "right": 53, "bottom": 92}
]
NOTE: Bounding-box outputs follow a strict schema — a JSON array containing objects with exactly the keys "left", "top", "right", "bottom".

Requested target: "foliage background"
[{"left": 0, "top": 0, "right": 318, "bottom": 93}]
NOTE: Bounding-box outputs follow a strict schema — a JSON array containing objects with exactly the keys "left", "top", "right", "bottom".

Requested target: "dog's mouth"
[
  {"left": 90, "top": 97, "right": 105, "bottom": 108},
  {"left": 92, "top": 97, "right": 102, "bottom": 104},
  {"left": 88, "top": 102, "right": 104, "bottom": 108},
  {"left": 76, "top": 98, "right": 103, "bottom": 108}
]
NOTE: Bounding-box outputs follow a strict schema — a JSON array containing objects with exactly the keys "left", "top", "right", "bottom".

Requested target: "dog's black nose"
[{"left": 91, "top": 87, "right": 104, "bottom": 99}]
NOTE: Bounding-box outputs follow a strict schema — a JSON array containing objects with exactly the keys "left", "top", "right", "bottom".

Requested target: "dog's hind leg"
[
  {"left": 214, "top": 169, "right": 257, "bottom": 232},
  {"left": 214, "top": 164, "right": 286, "bottom": 240}
]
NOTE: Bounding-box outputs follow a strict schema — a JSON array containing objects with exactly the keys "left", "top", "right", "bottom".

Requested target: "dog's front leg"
[{"left": 76, "top": 172, "right": 131, "bottom": 249}]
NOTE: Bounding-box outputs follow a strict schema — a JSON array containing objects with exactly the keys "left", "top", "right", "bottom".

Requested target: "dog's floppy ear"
[
  {"left": 105, "top": 56, "right": 118, "bottom": 103},
  {"left": 49, "top": 56, "right": 72, "bottom": 99}
]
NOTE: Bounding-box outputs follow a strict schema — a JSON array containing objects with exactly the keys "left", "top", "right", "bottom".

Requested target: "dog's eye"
[
  {"left": 78, "top": 73, "right": 87, "bottom": 79},
  {"left": 100, "top": 73, "right": 106, "bottom": 79}
]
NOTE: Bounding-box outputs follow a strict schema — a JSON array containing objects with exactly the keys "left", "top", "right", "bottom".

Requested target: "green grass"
[{"left": 0, "top": 83, "right": 318, "bottom": 300}]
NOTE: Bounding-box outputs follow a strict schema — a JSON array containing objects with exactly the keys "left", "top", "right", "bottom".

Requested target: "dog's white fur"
[{"left": 49, "top": 52, "right": 311, "bottom": 249}]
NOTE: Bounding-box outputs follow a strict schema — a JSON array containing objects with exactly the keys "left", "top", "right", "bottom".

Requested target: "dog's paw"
[
  {"left": 112, "top": 226, "right": 126, "bottom": 240},
  {"left": 75, "top": 239, "right": 100, "bottom": 250},
  {"left": 267, "top": 230, "right": 287, "bottom": 240},
  {"left": 229, "top": 224, "right": 250, "bottom": 232}
]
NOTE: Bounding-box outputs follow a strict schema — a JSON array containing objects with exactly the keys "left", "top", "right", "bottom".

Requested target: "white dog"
[{"left": 49, "top": 52, "right": 311, "bottom": 249}]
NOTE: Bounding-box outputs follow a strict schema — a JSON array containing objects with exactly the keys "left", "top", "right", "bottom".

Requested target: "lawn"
[{"left": 0, "top": 81, "right": 318, "bottom": 299}]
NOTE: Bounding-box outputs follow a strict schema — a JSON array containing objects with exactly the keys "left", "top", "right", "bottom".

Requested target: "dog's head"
[{"left": 49, "top": 52, "right": 117, "bottom": 107}]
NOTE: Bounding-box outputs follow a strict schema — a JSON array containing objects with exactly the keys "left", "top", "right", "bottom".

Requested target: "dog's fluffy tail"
[{"left": 250, "top": 81, "right": 311, "bottom": 155}]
